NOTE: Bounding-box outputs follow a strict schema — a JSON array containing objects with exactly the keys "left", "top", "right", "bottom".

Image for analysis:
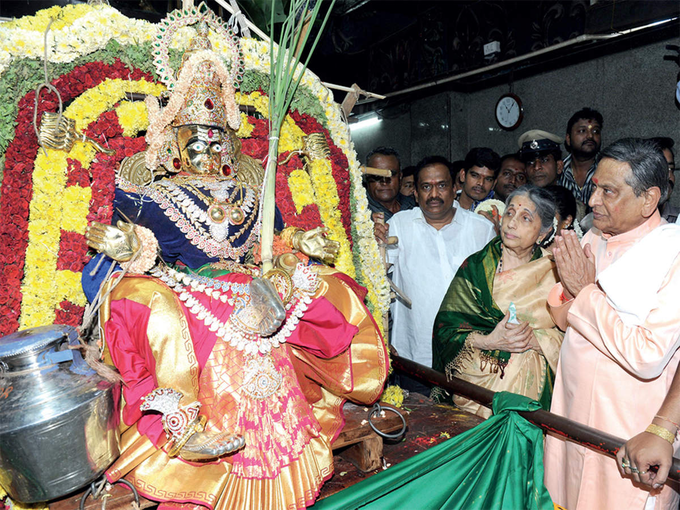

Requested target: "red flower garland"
[
  {"left": 0, "top": 60, "right": 154, "bottom": 336},
  {"left": 290, "top": 111, "right": 352, "bottom": 245},
  {"left": 0, "top": 72, "right": 353, "bottom": 337},
  {"left": 238, "top": 105, "right": 354, "bottom": 243}
]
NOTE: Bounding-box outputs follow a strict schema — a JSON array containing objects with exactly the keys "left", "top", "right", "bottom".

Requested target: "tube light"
[{"left": 350, "top": 112, "right": 381, "bottom": 131}]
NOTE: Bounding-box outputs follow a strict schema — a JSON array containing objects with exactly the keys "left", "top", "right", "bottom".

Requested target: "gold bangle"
[
  {"left": 290, "top": 230, "right": 304, "bottom": 251},
  {"left": 167, "top": 415, "right": 206, "bottom": 458},
  {"left": 280, "top": 227, "right": 303, "bottom": 249},
  {"left": 645, "top": 423, "right": 676, "bottom": 444}
]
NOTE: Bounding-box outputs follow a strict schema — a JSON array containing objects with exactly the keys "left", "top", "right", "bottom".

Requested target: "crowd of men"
[{"left": 365, "top": 106, "right": 680, "bottom": 510}]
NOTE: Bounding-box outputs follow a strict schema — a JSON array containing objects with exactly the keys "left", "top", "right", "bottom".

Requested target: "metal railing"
[{"left": 391, "top": 354, "right": 680, "bottom": 482}]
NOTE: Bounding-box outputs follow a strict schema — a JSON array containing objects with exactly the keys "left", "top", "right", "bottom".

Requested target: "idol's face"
[{"left": 177, "top": 125, "right": 224, "bottom": 175}]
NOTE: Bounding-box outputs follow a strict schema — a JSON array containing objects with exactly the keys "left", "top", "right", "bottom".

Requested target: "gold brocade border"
[
  {"left": 316, "top": 268, "right": 389, "bottom": 404},
  {"left": 102, "top": 276, "right": 200, "bottom": 396},
  {"left": 122, "top": 436, "right": 334, "bottom": 509}
]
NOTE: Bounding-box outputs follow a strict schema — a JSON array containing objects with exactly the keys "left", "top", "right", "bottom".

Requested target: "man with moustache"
[
  {"left": 494, "top": 153, "right": 527, "bottom": 201},
  {"left": 456, "top": 147, "right": 501, "bottom": 211},
  {"left": 558, "top": 108, "right": 603, "bottom": 206},
  {"left": 364, "top": 146, "right": 416, "bottom": 221},
  {"left": 543, "top": 138, "right": 680, "bottom": 510},
  {"left": 383, "top": 156, "right": 495, "bottom": 393},
  {"left": 517, "top": 130, "right": 564, "bottom": 188}
]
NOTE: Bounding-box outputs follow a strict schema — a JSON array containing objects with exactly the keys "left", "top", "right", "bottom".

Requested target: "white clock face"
[{"left": 496, "top": 96, "right": 521, "bottom": 129}]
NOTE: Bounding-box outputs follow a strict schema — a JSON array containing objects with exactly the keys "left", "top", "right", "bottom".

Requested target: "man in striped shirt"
[{"left": 558, "top": 107, "right": 603, "bottom": 208}]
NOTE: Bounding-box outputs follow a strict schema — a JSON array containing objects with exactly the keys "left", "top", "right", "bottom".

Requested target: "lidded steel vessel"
[{"left": 0, "top": 325, "right": 120, "bottom": 503}]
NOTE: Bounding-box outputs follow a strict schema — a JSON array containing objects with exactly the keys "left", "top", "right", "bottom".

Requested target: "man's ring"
[
  {"left": 621, "top": 458, "right": 630, "bottom": 468},
  {"left": 630, "top": 467, "right": 640, "bottom": 474}
]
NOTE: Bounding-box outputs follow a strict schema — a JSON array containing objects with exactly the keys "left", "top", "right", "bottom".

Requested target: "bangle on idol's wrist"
[
  {"left": 280, "top": 227, "right": 303, "bottom": 250},
  {"left": 120, "top": 225, "right": 159, "bottom": 274},
  {"left": 291, "top": 230, "right": 304, "bottom": 251},
  {"left": 167, "top": 415, "right": 207, "bottom": 457}
]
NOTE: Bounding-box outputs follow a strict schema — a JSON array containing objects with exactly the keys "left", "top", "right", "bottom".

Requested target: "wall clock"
[{"left": 495, "top": 93, "right": 523, "bottom": 131}]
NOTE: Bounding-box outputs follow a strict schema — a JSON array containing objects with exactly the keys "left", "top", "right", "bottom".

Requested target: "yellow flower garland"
[
  {"left": 0, "top": 5, "right": 154, "bottom": 74},
  {"left": 235, "top": 91, "right": 357, "bottom": 279},
  {"left": 2, "top": 4, "right": 92, "bottom": 32},
  {"left": 235, "top": 112, "right": 254, "bottom": 138},
  {"left": 380, "top": 385, "right": 405, "bottom": 408},
  {"left": 287, "top": 169, "right": 316, "bottom": 213},
  {"left": 20, "top": 79, "right": 164, "bottom": 329},
  {"left": 307, "top": 159, "right": 355, "bottom": 278},
  {"left": 115, "top": 101, "right": 149, "bottom": 138},
  {"left": 278, "top": 116, "right": 305, "bottom": 154},
  {"left": 236, "top": 91, "right": 269, "bottom": 117},
  {"left": 5, "top": 4, "right": 390, "bottom": 339}
]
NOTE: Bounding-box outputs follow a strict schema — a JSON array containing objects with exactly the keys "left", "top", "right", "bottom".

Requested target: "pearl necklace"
[
  {"left": 151, "top": 264, "right": 318, "bottom": 355},
  {"left": 116, "top": 176, "right": 259, "bottom": 261}
]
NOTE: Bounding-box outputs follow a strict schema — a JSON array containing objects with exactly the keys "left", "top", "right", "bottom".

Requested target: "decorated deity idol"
[{"left": 82, "top": 19, "right": 388, "bottom": 510}]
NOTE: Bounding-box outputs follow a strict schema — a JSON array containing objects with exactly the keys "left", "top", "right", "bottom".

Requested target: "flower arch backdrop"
[{"left": 0, "top": 4, "right": 390, "bottom": 338}]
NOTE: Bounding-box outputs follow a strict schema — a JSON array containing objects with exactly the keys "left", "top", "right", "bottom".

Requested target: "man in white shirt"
[{"left": 384, "top": 156, "right": 495, "bottom": 393}]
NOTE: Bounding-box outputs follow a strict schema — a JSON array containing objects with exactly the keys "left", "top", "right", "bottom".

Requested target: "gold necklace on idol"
[{"left": 183, "top": 177, "right": 246, "bottom": 226}]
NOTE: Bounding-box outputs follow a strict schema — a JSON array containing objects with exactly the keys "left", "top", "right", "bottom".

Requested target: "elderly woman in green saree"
[{"left": 432, "top": 185, "right": 564, "bottom": 418}]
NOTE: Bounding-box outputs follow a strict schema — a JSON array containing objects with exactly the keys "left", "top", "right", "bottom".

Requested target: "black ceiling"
[{"left": 2, "top": 0, "right": 678, "bottom": 101}]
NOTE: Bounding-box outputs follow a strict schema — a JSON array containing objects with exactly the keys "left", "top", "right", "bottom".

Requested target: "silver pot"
[{"left": 0, "top": 325, "right": 120, "bottom": 503}]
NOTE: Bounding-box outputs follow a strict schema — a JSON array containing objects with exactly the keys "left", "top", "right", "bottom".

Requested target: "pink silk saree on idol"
[{"left": 99, "top": 267, "right": 388, "bottom": 510}]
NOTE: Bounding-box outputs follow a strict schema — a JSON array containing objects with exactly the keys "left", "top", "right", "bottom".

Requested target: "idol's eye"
[
  {"left": 189, "top": 140, "right": 208, "bottom": 152},
  {"left": 211, "top": 143, "right": 223, "bottom": 153}
]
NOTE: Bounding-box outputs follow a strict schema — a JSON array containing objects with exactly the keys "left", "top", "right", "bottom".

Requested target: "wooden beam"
[{"left": 391, "top": 354, "right": 680, "bottom": 483}]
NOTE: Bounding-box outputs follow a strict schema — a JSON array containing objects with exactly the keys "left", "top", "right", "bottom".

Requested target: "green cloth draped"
[
  {"left": 311, "top": 393, "right": 554, "bottom": 510},
  {"left": 432, "top": 237, "right": 542, "bottom": 377}
]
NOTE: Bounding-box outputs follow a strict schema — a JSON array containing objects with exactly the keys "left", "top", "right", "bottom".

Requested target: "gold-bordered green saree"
[{"left": 432, "top": 237, "right": 563, "bottom": 418}]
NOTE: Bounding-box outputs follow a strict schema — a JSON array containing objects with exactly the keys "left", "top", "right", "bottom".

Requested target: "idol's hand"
[
  {"left": 244, "top": 278, "right": 286, "bottom": 336},
  {"left": 552, "top": 229, "right": 596, "bottom": 299},
  {"left": 181, "top": 429, "right": 245, "bottom": 461},
  {"left": 294, "top": 227, "right": 340, "bottom": 264},
  {"left": 85, "top": 221, "right": 140, "bottom": 262}
]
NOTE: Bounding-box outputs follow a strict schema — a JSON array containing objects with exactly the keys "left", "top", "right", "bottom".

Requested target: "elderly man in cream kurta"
[{"left": 543, "top": 138, "right": 680, "bottom": 510}]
